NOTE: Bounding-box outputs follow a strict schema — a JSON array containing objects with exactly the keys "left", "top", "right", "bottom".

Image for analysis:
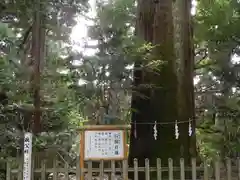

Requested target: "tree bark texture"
[
  {"left": 31, "top": 1, "right": 45, "bottom": 134},
  {"left": 128, "top": 0, "right": 196, "bottom": 178},
  {"left": 174, "top": 0, "right": 196, "bottom": 160}
]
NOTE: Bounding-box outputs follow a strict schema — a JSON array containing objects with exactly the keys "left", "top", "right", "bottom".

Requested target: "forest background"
[{"left": 0, "top": 0, "right": 240, "bottom": 178}]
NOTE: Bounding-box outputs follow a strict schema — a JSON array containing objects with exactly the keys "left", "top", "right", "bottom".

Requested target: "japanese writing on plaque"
[
  {"left": 23, "top": 133, "right": 32, "bottom": 180},
  {"left": 84, "top": 130, "right": 124, "bottom": 159}
]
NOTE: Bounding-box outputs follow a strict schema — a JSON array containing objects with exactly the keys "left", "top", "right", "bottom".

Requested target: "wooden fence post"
[
  {"left": 145, "top": 158, "right": 150, "bottom": 180},
  {"left": 64, "top": 162, "right": 69, "bottom": 180},
  {"left": 87, "top": 161, "right": 92, "bottom": 180},
  {"left": 191, "top": 158, "right": 196, "bottom": 180},
  {"left": 53, "top": 157, "right": 57, "bottom": 180},
  {"left": 31, "top": 156, "right": 34, "bottom": 180},
  {"left": 237, "top": 157, "right": 240, "bottom": 180},
  {"left": 215, "top": 158, "right": 220, "bottom": 180},
  {"left": 6, "top": 160, "right": 11, "bottom": 180},
  {"left": 226, "top": 158, "right": 231, "bottom": 180},
  {"left": 123, "top": 159, "right": 128, "bottom": 180},
  {"left": 156, "top": 158, "right": 162, "bottom": 180},
  {"left": 134, "top": 159, "right": 138, "bottom": 180},
  {"left": 100, "top": 160, "right": 104, "bottom": 180},
  {"left": 204, "top": 160, "right": 208, "bottom": 180},
  {"left": 168, "top": 158, "right": 173, "bottom": 180},
  {"left": 76, "top": 156, "right": 81, "bottom": 180},
  {"left": 17, "top": 157, "right": 22, "bottom": 180},
  {"left": 111, "top": 160, "right": 116, "bottom": 180},
  {"left": 180, "top": 158, "right": 185, "bottom": 180},
  {"left": 40, "top": 160, "right": 46, "bottom": 180}
]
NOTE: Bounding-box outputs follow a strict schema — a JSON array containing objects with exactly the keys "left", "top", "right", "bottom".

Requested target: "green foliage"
[
  {"left": 195, "top": 0, "right": 240, "bottom": 161},
  {"left": 0, "top": 0, "right": 90, "bottom": 161},
  {"left": 197, "top": 121, "right": 223, "bottom": 162},
  {"left": 1, "top": 0, "right": 240, "bottom": 168},
  {"left": 1, "top": 0, "right": 89, "bottom": 40}
]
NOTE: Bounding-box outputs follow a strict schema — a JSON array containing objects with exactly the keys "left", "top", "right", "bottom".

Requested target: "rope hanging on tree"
[
  {"left": 134, "top": 120, "right": 137, "bottom": 138},
  {"left": 188, "top": 119, "right": 192, "bottom": 136},
  {"left": 153, "top": 121, "right": 157, "bottom": 140},
  {"left": 130, "top": 119, "right": 193, "bottom": 124},
  {"left": 132, "top": 119, "right": 194, "bottom": 140},
  {"left": 175, "top": 120, "right": 179, "bottom": 139}
]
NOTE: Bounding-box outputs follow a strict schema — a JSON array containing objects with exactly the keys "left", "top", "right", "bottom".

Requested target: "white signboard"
[
  {"left": 23, "top": 132, "right": 32, "bottom": 180},
  {"left": 84, "top": 130, "right": 124, "bottom": 160}
]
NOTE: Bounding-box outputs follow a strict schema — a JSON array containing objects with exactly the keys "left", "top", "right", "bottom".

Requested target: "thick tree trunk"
[
  {"left": 129, "top": 0, "right": 178, "bottom": 166},
  {"left": 128, "top": 0, "right": 196, "bottom": 179}
]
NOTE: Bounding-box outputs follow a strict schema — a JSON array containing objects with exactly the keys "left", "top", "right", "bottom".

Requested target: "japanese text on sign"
[
  {"left": 84, "top": 130, "right": 124, "bottom": 160},
  {"left": 23, "top": 132, "right": 32, "bottom": 180}
]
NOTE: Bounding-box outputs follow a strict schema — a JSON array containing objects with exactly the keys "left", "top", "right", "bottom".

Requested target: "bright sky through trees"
[
  {"left": 71, "top": 0, "right": 197, "bottom": 55},
  {"left": 71, "top": 0, "right": 237, "bottom": 87}
]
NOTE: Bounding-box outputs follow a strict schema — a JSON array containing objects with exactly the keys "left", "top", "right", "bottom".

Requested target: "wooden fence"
[{"left": 5, "top": 158, "right": 240, "bottom": 180}]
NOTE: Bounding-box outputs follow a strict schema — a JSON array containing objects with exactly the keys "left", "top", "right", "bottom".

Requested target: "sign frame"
[
  {"left": 83, "top": 129, "right": 125, "bottom": 161},
  {"left": 80, "top": 125, "right": 128, "bottom": 161},
  {"left": 79, "top": 125, "right": 130, "bottom": 180}
]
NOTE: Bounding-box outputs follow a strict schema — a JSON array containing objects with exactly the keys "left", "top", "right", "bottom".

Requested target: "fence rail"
[{"left": 5, "top": 158, "right": 240, "bottom": 180}]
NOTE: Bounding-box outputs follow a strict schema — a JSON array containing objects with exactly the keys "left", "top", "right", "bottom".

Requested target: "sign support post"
[{"left": 80, "top": 131, "right": 85, "bottom": 180}]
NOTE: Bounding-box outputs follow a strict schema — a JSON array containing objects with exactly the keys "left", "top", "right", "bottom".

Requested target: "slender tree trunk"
[{"left": 31, "top": 0, "right": 45, "bottom": 134}]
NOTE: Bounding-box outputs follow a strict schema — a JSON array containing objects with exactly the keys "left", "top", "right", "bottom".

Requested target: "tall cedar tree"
[{"left": 128, "top": 1, "right": 196, "bottom": 178}]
